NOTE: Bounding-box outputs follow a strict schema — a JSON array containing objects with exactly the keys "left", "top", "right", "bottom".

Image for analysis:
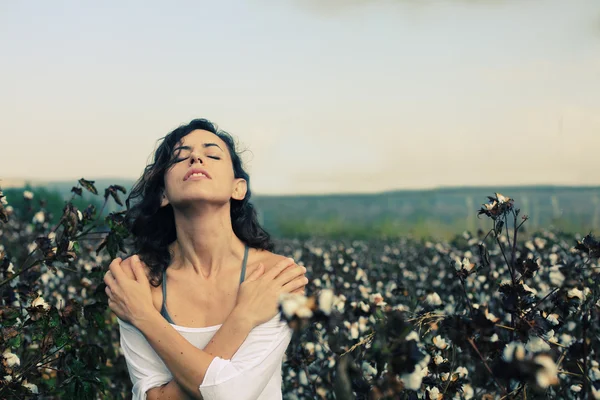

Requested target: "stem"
[
  {"left": 529, "top": 288, "right": 561, "bottom": 315},
  {"left": 443, "top": 345, "right": 456, "bottom": 395},
  {"left": 0, "top": 260, "right": 42, "bottom": 288},
  {"left": 460, "top": 277, "right": 473, "bottom": 315},
  {"left": 467, "top": 337, "right": 507, "bottom": 395},
  {"left": 13, "top": 342, "right": 69, "bottom": 384},
  {"left": 504, "top": 213, "right": 512, "bottom": 257},
  {"left": 495, "top": 234, "right": 516, "bottom": 285},
  {"left": 511, "top": 209, "right": 519, "bottom": 271},
  {"left": 582, "top": 310, "right": 590, "bottom": 399}
]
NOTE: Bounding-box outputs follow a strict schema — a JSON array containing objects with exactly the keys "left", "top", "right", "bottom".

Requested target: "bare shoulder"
[{"left": 247, "top": 249, "right": 294, "bottom": 274}]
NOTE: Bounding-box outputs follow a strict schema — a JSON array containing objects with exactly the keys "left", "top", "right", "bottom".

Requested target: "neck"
[{"left": 169, "top": 203, "right": 245, "bottom": 279}]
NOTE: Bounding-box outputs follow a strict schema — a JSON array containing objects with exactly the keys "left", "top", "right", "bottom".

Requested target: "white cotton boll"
[
  {"left": 3, "top": 350, "right": 20, "bottom": 367},
  {"left": 490, "top": 333, "right": 499, "bottom": 342},
  {"left": 549, "top": 270, "right": 565, "bottom": 286},
  {"left": 590, "top": 367, "right": 600, "bottom": 381},
  {"left": 40, "top": 272, "right": 51, "bottom": 285},
  {"left": 533, "top": 355, "right": 558, "bottom": 389},
  {"left": 358, "top": 316, "right": 368, "bottom": 332},
  {"left": 559, "top": 334, "right": 574, "bottom": 347},
  {"left": 23, "top": 190, "right": 33, "bottom": 200},
  {"left": 359, "top": 301, "right": 370, "bottom": 313},
  {"left": 362, "top": 361, "right": 377, "bottom": 376},
  {"left": 304, "top": 342, "right": 315, "bottom": 356},
  {"left": 455, "top": 366, "right": 468, "bottom": 378},
  {"left": 571, "top": 385, "right": 582, "bottom": 393},
  {"left": 21, "top": 380, "right": 38, "bottom": 394},
  {"left": 279, "top": 293, "right": 313, "bottom": 319},
  {"left": 503, "top": 342, "right": 526, "bottom": 362},
  {"left": 433, "top": 355, "right": 446, "bottom": 365},
  {"left": 400, "top": 364, "right": 425, "bottom": 391},
  {"left": 350, "top": 324, "right": 359, "bottom": 339},
  {"left": 427, "top": 386, "right": 441, "bottom": 400},
  {"left": 369, "top": 292, "right": 386, "bottom": 306},
  {"left": 7, "top": 263, "right": 15, "bottom": 274},
  {"left": 432, "top": 335, "right": 449, "bottom": 350},
  {"left": 31, "top": 296, "right": 50, "bottom": 310},
  {"left": 534, "top": 238, "right": 547, "bottom": 249},
  {"left": 567, "top": 288, "right": 584, "bottom": 301},
  {"left": 318, "top": 289, "right": 334, "bottom": 315},
  {"left": 425, "top": 292, "right": 442, "bottom": 306},
  {"left": 298, "top": 370, "right": 308, "bottom": 386},
  {"left": 406, "top": 331, "right": 419, "bottom": 342},
  {"left": 462, "top": 384, "right": 474, "bottom": 399},
  {"left": 546, "top": 314, "right": 559, "bottom": 326},
  {"left": 32, "top": 211, "right": 45, "bottom": 224},
  {"left": 526, "top": 336, "right": 551, "bottom": 353}
]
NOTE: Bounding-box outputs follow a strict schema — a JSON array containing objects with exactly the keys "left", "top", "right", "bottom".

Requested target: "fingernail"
[
  {"left": 287, "top": 258, "right": 294, "bottom": 263},
  {"left": 302, "top": 267, "right": 307, "bottom": 273}
]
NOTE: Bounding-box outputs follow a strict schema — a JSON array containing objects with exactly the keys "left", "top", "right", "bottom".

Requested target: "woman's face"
[{"left": 161, "top": 129, "right": 246, "bottom": 208}]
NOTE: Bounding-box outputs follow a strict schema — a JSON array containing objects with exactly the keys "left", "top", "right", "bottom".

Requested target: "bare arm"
[
  {"left": 146, "top": 380, "right": 197, "bottom": 400},
  {"left": 108, "top": 256, "right": 306, "bottom": 399},
  {"left": 137, "top": 308, "right": 253, "bottom": 399}
]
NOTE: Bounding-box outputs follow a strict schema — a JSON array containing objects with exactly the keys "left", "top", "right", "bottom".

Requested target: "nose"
[{"left": 189, "top": 153, "right": 203, "bottom": 165}]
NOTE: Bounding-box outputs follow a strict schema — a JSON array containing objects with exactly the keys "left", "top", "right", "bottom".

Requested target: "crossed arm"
[
  {"left": 119, "top": 313, "right": 292, "bottom": 400},
  {"left": 109, "top": 256, "right": 305, "bottom": 399},
  {"left": 136, "top": 308, "right": 253, "bottom": 400}
]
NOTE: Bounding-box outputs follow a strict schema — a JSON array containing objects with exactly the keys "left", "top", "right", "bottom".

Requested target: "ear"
[
  {"left": 160, "top": 191, "right": 170, "bottom": 208},
  {"left": 231, "top": 178, "right": 247, "bottom": 201}
]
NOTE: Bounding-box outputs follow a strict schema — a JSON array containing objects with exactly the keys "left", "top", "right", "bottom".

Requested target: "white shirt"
[{"left": 118, "top": 313, "right": 292, "bottom": 400}]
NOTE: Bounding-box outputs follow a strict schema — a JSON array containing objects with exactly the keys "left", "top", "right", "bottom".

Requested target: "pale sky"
[{"left": 1, "top": 0, "right": 599, "bottom": 195}]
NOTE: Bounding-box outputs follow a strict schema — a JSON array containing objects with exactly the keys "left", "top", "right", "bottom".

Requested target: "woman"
[{"left": 103, "top": 118, "right": 308, "bottom": 400}]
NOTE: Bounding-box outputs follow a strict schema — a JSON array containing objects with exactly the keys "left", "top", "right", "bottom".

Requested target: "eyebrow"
[{"left": 174, "top": 143, "right": 224, "bottom": 152}]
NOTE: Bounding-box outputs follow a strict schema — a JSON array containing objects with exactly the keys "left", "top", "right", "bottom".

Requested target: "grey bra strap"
[
  {"left": 161, "top": 269, "right": 174, "bottom": 323},
  {"left": 240, "top": 244, "right": 249, "bottom": 284}
]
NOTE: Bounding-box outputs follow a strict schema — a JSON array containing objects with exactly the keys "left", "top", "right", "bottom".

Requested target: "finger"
[
  {"left": 291, "top": 287, "right": 305, "bottom": 295},
  {"left": 281, "top": 275, "right": 309, "bottom": 294},
  {"left": 130, "top": 255, "right": 149, "bottom": 284},
  {"left": 263, "top": 258, "right": 296, "bottom": 280},
  {"left": 109, "top": 258, "right": 127, "bottom": 282},
  {"left": 105, "top": 285, "right": 112, "bottom": 298},
  {"left": 244, "top": 263, "right": 264, "bottom": 282},
  {"left": 275, "top": 265, "right": 306, "bottom": 286},
  {"left": 104, "top": 270, "right": 117, "bottom": 287},
  {"left": 121, "top": 257, "right": 136, "bottom": 280}
]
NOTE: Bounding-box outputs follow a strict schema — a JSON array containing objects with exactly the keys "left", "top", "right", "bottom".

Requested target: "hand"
[
  {"left": 103, "top": 255, "right": 156, "bottom": 327},
  {"left": 235, "top": 258, "right": 308, "bottom": 327}
]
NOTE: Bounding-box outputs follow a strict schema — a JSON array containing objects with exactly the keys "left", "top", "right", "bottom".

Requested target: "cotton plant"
[{"left": 0, "top": 180, "right": 130, "bottom": 399}]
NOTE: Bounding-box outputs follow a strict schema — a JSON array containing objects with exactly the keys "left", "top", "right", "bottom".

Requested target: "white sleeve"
[
  {"left": 199, "top": 314, "right": 293, "bottom": 400},
  {"left": 117, "top": 318, "right": 173, "bottom": 400}
]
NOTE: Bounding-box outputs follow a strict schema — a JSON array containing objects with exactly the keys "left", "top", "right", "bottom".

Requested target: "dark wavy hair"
[{"left": 125, "top": 118, "right": 274, "bottom": 287}]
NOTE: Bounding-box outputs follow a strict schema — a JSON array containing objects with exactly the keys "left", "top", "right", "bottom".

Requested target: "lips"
[{"left": 184, "top": 168, "right": 211, "bottom": 181}]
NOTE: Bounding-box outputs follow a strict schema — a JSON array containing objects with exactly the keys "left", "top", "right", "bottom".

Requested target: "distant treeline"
[{"left": 4, "top": 180, "right": 600, "bottom": 240}]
